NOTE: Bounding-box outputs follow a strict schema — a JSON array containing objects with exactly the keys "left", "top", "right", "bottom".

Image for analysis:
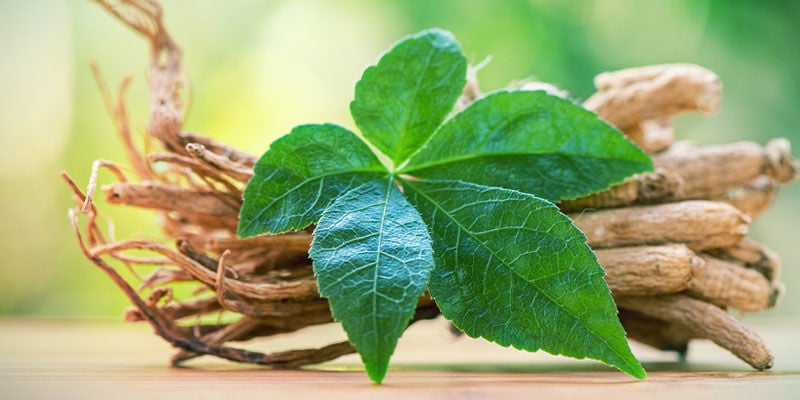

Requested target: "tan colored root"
[
  {"left": 705, "top": 239, "right": 781, "bottom": 281},
  {"left": 572, "top": 200, "right": 750, "bottom": 251},
  {"left": 687, "top": 255, "right": 781, "bottom": 312},
  {"left": 567, "top": 138, "right": 798, "bottom": 216},
  {"left": 104, "top": 182, "right": 240, "bottom": 218},
  {"left": 95, "top": 0, "right": 185, "bottom": 154},
  {"left": 171, "top": 316, "right": 265, "bottom": 364},
  {"left": 90, "top": 240, "right": 320, "bottom": 302},
  {"left": 104, "top": 181, "right": 241, "bottom": 231},
  {"left": 618, "top": 309, "right": 693, "bottom": 355},
  {"left": 597, "top": 242, "right": 781, "bottom": 312},
  {"left": 766, "top": 138, "right": 800, "bottom": 183},
  {"left": 558, "top": 169, "right": 684, "bottom": 212},
  {"left": 719, "top": 176, "right": 779, "bottom": 219},
  {"left": 89, "top": 62, "right": 154, "bottom": 180},
  {"left": 177, "top": 239, "right": 313, "bottom": 282},
  {"left": 178, "top": 131, "right": 257, "bottom": 171},
  {"left": 171, "top": 302, "right": 441, "bottom": 366},
  {"left": 623, "top": 119, "right": 674, "bottom": 154},
  {"left": 186, "top": 143, "right": 253, "bottom": 182},
  {"left": 215, "top": 288, "right": 330, "bottom": 319},
  {"left": 561, "top": 139, "right": 797, "bottom": 212},
  {"left": 455, "top": 64, "right": 482, "bottom": 111},
  {"left": 68, "top": 199, "right": 347, "bottom": 368},
  {"left": 597, "top": 244, "right": 696, "bottom": 296},
  {"left": 654, "top": 139, "right": 797, "bottom": 199},
  {"left": 149, "top": 152, "right": 243, "bottom": 196},
  {"left": 199, "top": 234, "right": 312, "bottom": 254},
  {"left": 124, "top": 296, "right": 220, "bottom": 322},
  {"left": 615, "top": 294, "right": 774, "bottom": 370},
  {"left": 584, "top": 63, "right": 721, "bottom": 130},
  {"left": 138, "top": 267, "right": 194, "bottom": 288},
  {"left": 81, "top": 159, "right": 129, "bottom": 212}
]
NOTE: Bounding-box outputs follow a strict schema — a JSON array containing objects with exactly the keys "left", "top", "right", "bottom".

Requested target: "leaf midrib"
[
  {"left": 402, "top": 149, "right": 649, "bottom": 175},
  {"left": 404, "top": 180, "right": 634, "bottom": 369},
  {"left": 369, "top": 178, "right": 394, "bottom": 363},
  {"left": 401, "top": 96, "right": 650, "bottom": 174},
  {"left": 394, "top": 44, "right": 438, "bottom": 166}
]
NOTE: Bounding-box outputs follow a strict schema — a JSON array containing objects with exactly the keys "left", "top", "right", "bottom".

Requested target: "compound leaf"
[
  {"left": 240, "top": 29, "right": 652, "bottom": 384},
  {"left": 310, "top": 179, "right": 435, "bottom": 383},
  {"left": 402, "top": 91, "right": 653, "bottom": 202},
  {"left": 238, "top": 124, "right": 387, "bottom": 237},
  {"left": 402, "top": 179, "right": 646, "bottom": 379}
]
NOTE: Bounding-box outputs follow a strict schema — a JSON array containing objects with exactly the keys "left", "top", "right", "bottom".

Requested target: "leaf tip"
[
  {"left": 612, "top": 348, "right": 647, "bottom": 380},
  {"left": 414, "top": 27, "right": 457, "bottom": 43},
  {"left": 236, "top": 203, "right": 267, "bottom": 239},
  {"left": 235, "top": 214, "right": 255, "bottom": 239},
  {"left": 625, "top": 362, "right": 648, "bottom": 380},
  {"left": 365, "top": 362, "right": 389, "bottom": 384}
]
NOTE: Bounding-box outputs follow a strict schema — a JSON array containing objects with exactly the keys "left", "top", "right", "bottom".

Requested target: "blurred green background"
[{"left": 0, "top": 0, "right": 797, "bottom": 320}]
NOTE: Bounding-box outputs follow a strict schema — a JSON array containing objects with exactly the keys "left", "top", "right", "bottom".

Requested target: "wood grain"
[{"left": 1, "top": 319, "right": 798, "bottom": 399}]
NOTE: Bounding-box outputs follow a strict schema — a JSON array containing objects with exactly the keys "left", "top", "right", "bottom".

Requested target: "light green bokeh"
[{"left": 0, "top": 0, "right": 797, "bottom": 319}]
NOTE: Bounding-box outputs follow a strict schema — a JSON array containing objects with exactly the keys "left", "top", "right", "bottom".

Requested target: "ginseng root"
[
  {"left": 597, "top": 244, "right": 696, "bottom": 296},
  {"left": 572, "top": 200, "right": 749, "bottom": 251},
  {"left": 615, "top": 294, "right": 774, "bottom": 370}
]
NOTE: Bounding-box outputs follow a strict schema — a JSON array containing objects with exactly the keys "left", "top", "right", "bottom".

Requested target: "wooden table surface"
[{"left": 1, "top": 317, "right": 798, "bottom": 399}]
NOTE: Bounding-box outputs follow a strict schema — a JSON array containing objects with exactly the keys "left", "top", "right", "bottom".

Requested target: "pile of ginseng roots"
[{"left": 64, "top": 0, "right": 797, "bottom": 372}]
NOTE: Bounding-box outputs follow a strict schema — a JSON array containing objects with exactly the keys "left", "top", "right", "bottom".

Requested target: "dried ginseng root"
[
  {"left": 687, "top": 255, "right": 781, "bottom": 312},
  {"left": 597, "top": 244, "right": 696, "bottom": 296},
  {"left": 560, "top": 139, "right": 798, "bottom": 212},
  {"left": 584, "top": 63, "right": 722, "bottom": 131},
  {"left": 572, "top": 200, "right": 750, "bottom": 251},
  {"left": 577, "top": 63, "right": 797, "bottom": 370},
  {"left": 653, "top": 139, "right": 797, "bottom": 200},
  {"left": 615, "top": 295, "right": 774, "bottom": 370}
]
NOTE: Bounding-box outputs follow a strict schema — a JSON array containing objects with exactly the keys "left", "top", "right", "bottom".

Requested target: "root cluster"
[
  {"left": 65, "top": 0, "right": 797, "bottom": 371},
  {"left": 572, "top": 64, "right": 797, "bottom": 370}
]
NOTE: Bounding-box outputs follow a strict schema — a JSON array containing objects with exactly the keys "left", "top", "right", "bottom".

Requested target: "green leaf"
[
  {"left": 402, "top": 179, "right": 646, "bottom": 379},
  {"left": 350, "top": 29, "right": 467, "bottom": 167},
  {"left": 239, "top": 28, "right": 649, "bottom": 384},
  {"left": 402, "top": 91, "right": 653, "bottom": 202},
  {"left": 310, "top": 179, "right": 435, "bottom": 383},
  {"left": 238, "top": 124, "right": 387, "bottom": 237}
]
